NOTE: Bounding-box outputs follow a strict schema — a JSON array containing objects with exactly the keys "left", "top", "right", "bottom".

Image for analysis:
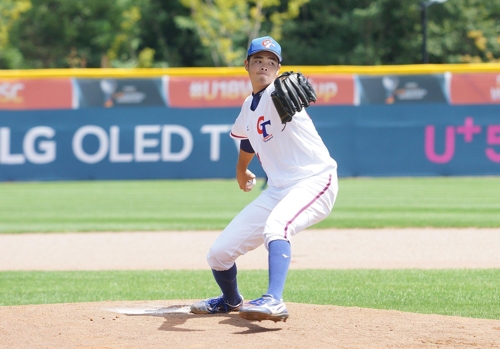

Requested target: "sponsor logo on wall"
[
  {"left": 0, "top": 79, "right": 73, "bottom": 110},
  {"left": 166, "top": 76, "right": 252, "bottom": 108},
  {"left": 357, "top": 75, "right": 448, "bottom": 104},
  {"left": 4, "top": 73, "right": 500, "bottom": 111},
  {"left": 74, "top": 78, "right": 166, "bottom": 108},
  {"left": 450, "top": 73, "right": 500, "bottom": 105},
  {"left": 0, "top": 123, "right": 233, "bottom": 165},
  {"left": 305, "top": 75, "right": 356, "bottom": 105},
  {"left": 165, "top": 75, "right": 356, "bottom": 108}
]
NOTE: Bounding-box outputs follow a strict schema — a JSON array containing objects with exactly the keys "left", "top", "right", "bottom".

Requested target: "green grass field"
[
  {"left": 1, "top": 269, "right": 499, "bottom": 319},
  {"left": 0, "top": 177, "right": 499, "bottom": 319},
  {"left": 1, "top": 176, "right": 499, "bottom": 233}
]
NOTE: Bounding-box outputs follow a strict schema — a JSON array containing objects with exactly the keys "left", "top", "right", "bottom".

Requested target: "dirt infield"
[
  {"left": 2, "top": 301, "right": 500, "bottom": 349},
  {"left": 1, "top": 228, "right": 500, "bottom": 349}
]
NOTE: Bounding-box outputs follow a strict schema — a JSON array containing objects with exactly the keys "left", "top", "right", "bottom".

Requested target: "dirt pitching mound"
[
  {"left": 1, "top": 229, "right": 500, "bottom": 348},
  {"left": 1, "top": 300, "right": 499, "bottom": 349}
]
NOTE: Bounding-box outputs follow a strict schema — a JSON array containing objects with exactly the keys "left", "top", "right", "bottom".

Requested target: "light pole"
[{"left": 420, "top": 0, "right": 447, "bottom": 64}]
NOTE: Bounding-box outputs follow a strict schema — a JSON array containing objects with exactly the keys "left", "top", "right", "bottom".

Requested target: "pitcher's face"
[{"left": 245, "top": 51, "right": 281, "bottom": 93}]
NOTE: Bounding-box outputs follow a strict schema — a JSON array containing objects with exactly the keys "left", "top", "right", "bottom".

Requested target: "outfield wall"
[{"left": 0, "top": 65, "right": 499, "bottom": 181}]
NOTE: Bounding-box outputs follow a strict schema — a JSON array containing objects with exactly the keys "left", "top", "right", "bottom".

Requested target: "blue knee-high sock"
[
  {"left": 266, "top": 239, "right": 291, "bottom": 301},
  {"left": 212, "top": 264, "right": 242, "bottom": 305}
]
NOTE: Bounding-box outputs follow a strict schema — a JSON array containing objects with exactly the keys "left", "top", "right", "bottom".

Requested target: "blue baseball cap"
[{"left": 247, "top": 36, "right": 282, "bottom": 63}]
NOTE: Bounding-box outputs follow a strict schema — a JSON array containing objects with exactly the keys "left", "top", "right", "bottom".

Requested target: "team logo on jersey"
[{"left": 257, "top": 116, "right": 273, "bottom": 142}]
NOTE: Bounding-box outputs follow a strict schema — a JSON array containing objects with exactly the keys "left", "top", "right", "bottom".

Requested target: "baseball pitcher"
[{"left": 190, "top": 36, "right": 339, "bottom": 322}]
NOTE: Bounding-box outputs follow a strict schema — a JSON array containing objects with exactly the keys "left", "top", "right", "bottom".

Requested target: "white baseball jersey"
[
  {"left": 207, "top": 82, "right": 339, "bottom": 271},
  {"left": 230, "top": 83, "right": 337, "bottom": 188}
]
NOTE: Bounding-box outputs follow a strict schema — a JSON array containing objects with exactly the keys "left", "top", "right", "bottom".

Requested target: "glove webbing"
[{"left": 271, "top": 71, "right": 317, "bottom": 125}]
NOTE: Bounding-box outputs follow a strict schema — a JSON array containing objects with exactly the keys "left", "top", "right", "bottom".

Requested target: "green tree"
[
  {"left": 177, "top": 0, "right": 310, "bottom": 66},
  {"left": 136, "top": 0, "right": 211, "bottom": 67},
  {"left": 437, "top": 0, "right": 500, "bottom": 63},
  {"left": 7, "top": 0, "right": 150, "bottom": 68},
  {"left": 3, "top": 0, "right": 499, "bottom": 68},
  {"left": 280, "top": 0, "right": 424, "bottom": 65},
  {"left": 280, "top": 0, "right": 500, "bottom": 65},
  {"left": 0, "top": 0, "right": 31, "bottom": 68}
]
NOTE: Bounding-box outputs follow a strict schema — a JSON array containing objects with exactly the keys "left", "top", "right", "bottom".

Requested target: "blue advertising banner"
[
  {"left": 321, "top": 105, "right": 500, "bottom": 177},
  {"left": 357, "top": 75, "right": 448, "bottom": 105},
  {"left": 0, "top": 107, "right": 244, "bottom": 181},
  {"left": 0, "top": 104, "right": 499, "bottom": 181},
  {"left": 74, "top": 78, "right": 166, "bottom": 108}
]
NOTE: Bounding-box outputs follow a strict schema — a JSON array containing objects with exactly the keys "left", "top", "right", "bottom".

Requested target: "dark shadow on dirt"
[{"left": 123, "top": 304, "right": 283, "bottom": 334}]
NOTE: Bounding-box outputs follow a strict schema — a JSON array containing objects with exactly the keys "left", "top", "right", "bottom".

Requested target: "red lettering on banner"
[
  {"left": 0, "top": 79, "right": 73, "bottom": 110},
  {"left": 450, "top": 73, "right": 500, "bottom": 105},
  {"left": 306, "top": 75, "right": 355, "bottom": 106},
  {"left": 166, "top": 74, "right": 356, "bottom": 108},
  {"left": 167, "top": 77, "right": 251, "bottom": 108}
]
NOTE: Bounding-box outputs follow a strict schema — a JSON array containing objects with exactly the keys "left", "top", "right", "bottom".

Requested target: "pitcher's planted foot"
[
  {"left": 190, "top": 295, "right": 243, "bottom": 314},
  {"left": 239, "top": 294, "right": 288, "bottom": 322}
]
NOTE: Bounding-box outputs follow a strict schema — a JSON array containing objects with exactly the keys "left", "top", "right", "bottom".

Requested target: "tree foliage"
[
  {"left": 135, "top": 0, "right": 210, "bottom": 67},
  {"left": 176, "top": 0, "right": 310, "bottom": 66},
  {"left": 443, "top": 0, "right": 500, "bottom": 63},
  {"left": 7, "top": 0, "right": 147, "bottom": 68},
  {"left": 1, "top": 0, "right": 499, "bottom": 69},
  {"left": 0, "top": 0, "right": 32, "bottom": 68},
  {"left": 280, "top": 0, "right": 500, "bottom": 65}
]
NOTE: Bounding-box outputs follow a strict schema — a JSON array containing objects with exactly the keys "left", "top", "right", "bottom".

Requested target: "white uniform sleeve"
[{"left": 230, "top": 102, "right": 249, "bottom": 140}]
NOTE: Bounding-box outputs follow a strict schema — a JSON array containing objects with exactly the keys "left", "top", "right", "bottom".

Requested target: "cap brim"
[{"left": 248, "top": 49, "right": 282, "bottom": 63}]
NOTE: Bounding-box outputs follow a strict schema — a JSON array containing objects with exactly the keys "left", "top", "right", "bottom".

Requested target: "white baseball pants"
[{"left": 207, "top": 170, "right": 338, "bottom": 271}]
